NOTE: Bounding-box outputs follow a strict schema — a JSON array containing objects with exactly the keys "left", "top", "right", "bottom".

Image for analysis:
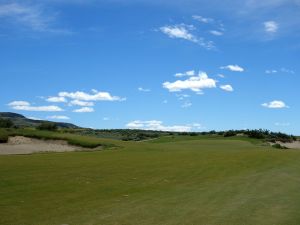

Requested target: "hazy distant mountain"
[{"left": 0, "top": 112, "right": 79, "bottom": 129}]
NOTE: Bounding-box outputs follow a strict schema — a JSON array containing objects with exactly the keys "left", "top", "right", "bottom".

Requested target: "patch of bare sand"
[
  {"left": 0, "top": 136, "right": 100, "bottom": 155},
  {"left": 278, "top": 141, "right": 300, "bottom": 149}
]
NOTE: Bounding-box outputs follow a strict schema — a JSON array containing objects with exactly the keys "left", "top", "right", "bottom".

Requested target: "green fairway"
[{"left": 1, "top": 136, "right": 300, "bottom": 225}]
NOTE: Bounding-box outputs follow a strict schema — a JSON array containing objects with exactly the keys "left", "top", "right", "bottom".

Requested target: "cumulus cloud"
[
  {"left": 262, "top": 100, "right": 288, "bottom": 109},
  {"left": 46, "top": 96, "right": 67, "bottom": 103},
  {"left": 59, "top": 90, "right": 125, "bottom": 101},
  {"left": 126, "top": 120, "right": 193, "bottom": 132},
  {"left": 73, "top": 107, "right": 94, "bottom": 113},
  {"left": 69, "top": 99, "right": 94, "bottom": 107},
  {"left": 264, "top": 21, "right": 278, "bottom": 33},
  {"left": 220, "top": 65, "right": 244, "bottom": 72},
  {"left": 47, "top": 115, "right": 70, "bottom": 120},
  {"left": 163, "top": 72, "right": 217, "bottom": 93},
  {"left": 159, "top": 23, "right": 215, "bottom": 49},
  {"left": 138, "top": 87, "right": 151, "bottom": 92},
  {"left": 220, "top": 84, "right": 234, "bottom": 92},
  {"left": 8, "top": 101, "right": 63, "bottom": 112}
]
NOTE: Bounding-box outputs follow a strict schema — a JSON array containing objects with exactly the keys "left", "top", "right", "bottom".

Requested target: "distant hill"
[{"left": 0, "top": 112, "right": 79, "bottom": 129}]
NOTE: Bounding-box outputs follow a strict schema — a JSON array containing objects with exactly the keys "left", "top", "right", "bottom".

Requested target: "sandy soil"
[
  {"left": 278, "top": 141, "right": 300, "bottom": 149},
  {"left": 0, "top": 136, "right": 98, "bottom": 155}
]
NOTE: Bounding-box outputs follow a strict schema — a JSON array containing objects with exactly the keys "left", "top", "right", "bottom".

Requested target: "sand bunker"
[
  {"left": 0, "top": 136, "right": 98, "bottom": 155},
  {"left": 277, "top": 141, "right": 300, "bottom": 149}
]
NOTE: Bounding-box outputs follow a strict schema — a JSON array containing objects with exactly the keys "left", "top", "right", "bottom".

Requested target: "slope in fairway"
[{"left": 1, "top": 138, "right": 300, "bottom": 225}]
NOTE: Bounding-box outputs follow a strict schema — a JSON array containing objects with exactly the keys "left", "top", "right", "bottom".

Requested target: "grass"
[
  {"left": 1, "top": 132, "right": 300, "bottom": 224},
  {"left": 0, "top": 128, "right": 121, "bottom": 149}
]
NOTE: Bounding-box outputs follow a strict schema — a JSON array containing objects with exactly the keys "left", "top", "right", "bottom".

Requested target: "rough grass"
[{"left": 0, "top": 128, "right": 121, "bottom": 149}]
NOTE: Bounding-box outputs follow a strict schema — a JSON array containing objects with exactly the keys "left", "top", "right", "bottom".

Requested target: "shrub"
[
  {"left": 246, "top": 129, "right": 266, "bottom": 139},
  {"left": 272, "top": 144, "right": 288, "bottom": 149},
  {"left": 224, "top": 130, "right": 236, "bottom": 137},
  {"left": 37, "top": 122, "right": 58, "bottom": 131},
  {"left": 0, "top": 135, "right": 8, "bottom": 143},
  {"left": 0, "top": 118, "right": 13, "bottom": 128}
]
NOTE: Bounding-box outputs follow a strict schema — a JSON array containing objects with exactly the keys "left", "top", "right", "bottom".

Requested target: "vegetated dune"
[{"left": 0, "top": 136, "right": 100, "bottom": 155}]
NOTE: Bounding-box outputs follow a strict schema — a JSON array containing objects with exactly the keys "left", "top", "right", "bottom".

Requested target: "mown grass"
[{"left": 1, "top": 134, "right": 300, "bottom": 225}]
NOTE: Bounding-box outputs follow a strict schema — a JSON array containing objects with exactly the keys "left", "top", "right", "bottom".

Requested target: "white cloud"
[
  {"left": 264, "top": 21, "right": 279, "bottom": 33},
  {"left": 220, "top": 65, "right": 244, "bottom": 72},
  {"left": 0, "top": 3, "right": 71, "bottom": 34},
  {"left": 175, "top": 70, "right": 195, "bottom": 77},
  {"left": 265, "top": 68, "right": 295, "bottom": 74},
  {"left": 126, "top": 120, "right": 193, "bottom": 132},
  {"left": 281, "top": 68, "right": 295, "bottom": 74},
  {"left": 8, "top": 101, "right": 30, "bottom": 106},
  {"left": 220, "top": 85, "right": 234, "bottom": 92},
  {"left": 28, "top": 116, "right": 42, "bottom": 120},
  {"left": 160, "top": 24, "right": 198, "bottom": 42},
  {"left": 46, "top": 96, "right": 67, "bottom": 103},
  {"left": 69, "top": 99, "right": 94, "bottom": 107},
  {"left": 8, "top": 101, "right": 63, "bottom": 112},
  {"left": 159, "top": 24, "right": 215, "bottom": 49},
  {"left": 59, "top": 90, "right": 125, "bottom": 102},
  {"left": 176, "top": 94, "right": 190, "bottom": 100},
  {"left": 262, "top": 100, "right": 288, "bottom": 109},
  {"left": 163, "top": 72, "right": 216, "bottom": 93},
  {"left": 275, "top": 122, "right": 290, "bottom": 126},
  {"left": 192, "top": 15, "right": 214, "bottom": 24},
  {"left": 47, "top": 115, "right": 70, "bottom": 120},
  {"left": 181, "top": 102, "right": 192, "bottom": 108},
  {"left": 138, "top": 87, "right": 151, "bottom": 92},
  {"left": 73, "top": 107, "right": 94, "bottom": 113},
  {"left": 210, "top": 30, "right": 223, "bottom": 36},
  {"left": 217, "top": 74, "right": 225, "bottom": 78},
  {"left": 265, "top": 69, "right": 278, "bottom": 74},
  {"left": 192, "top": 123, "right": 205, "bottom": 130}
]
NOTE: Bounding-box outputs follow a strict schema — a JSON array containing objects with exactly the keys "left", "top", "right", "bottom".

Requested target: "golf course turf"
[{"left": 1, "top": 135, "right": 300, "bottom": 225}]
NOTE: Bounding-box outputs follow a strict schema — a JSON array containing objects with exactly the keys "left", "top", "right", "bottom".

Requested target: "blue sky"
[{"left": 0, "top": 0, "right": 299, "bottom": 134}]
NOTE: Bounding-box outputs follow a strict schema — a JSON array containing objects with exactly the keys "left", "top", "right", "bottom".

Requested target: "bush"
[
  {"left": 0, "top": 135, "right": 8, "bottom": 143},
  {"left": 37, "top": 122, "right": 58, "bottom": 131},
  {"left": 272, "top": 144, "right": 288, "bottom": 149},
  {"left": 224, "top": 130, "right": 236, "bottom": 137},
  {"left": 0, "top": 118, "right": 13, "bottom": 128},
  {"left": 246, "top": 129, "right": 266, "bottom": 139}
]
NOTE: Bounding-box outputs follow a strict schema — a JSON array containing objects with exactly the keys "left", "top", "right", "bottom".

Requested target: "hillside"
[{"left": 0, "top": 112, "right": 79, "bottom": 129}]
